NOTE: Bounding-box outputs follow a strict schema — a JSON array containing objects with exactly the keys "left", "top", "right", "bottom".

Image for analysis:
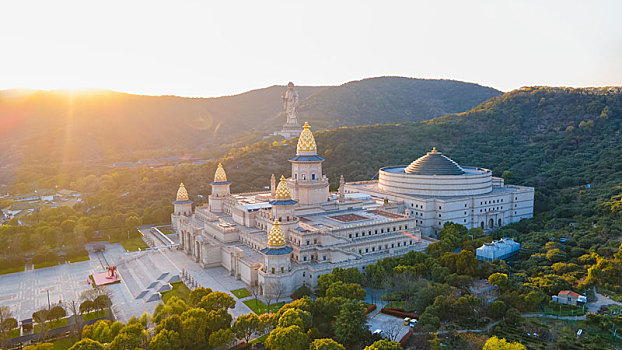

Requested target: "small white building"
[{"left": 476, "top": 238, "right": 520, "bottom": 262}]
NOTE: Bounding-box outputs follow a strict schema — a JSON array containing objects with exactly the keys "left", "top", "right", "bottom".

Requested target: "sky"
[{"left": 1, "top": 0, "right": 621, "bottom": 97}]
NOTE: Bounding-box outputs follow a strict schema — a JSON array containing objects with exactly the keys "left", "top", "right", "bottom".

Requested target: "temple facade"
[
  {"left": 172, "top": 122, "right": 426, "bottom": 297},
  {"left": 172, "top": 124, "right": 534, "bottom": 297}
]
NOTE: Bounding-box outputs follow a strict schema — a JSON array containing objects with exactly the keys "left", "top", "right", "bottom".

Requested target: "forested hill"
[
  {"left": 218, "top": 86, "right": 622, "bottom": 219},
  {"left": 0, "top": 85, "right": 324, "bottom": 166},
  {"left": 295, "top": 77, "right": 501, "bottom": 130},
  {"left": 0, "top": 77, "right": 499, "bottom": 168}
]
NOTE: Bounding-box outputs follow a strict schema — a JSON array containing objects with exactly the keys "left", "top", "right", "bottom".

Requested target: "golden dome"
[
  {"left": 296, "top": 122, "right": 317, "bottom": 155},
  {"left": 268, "top": 219, "right": 286, "bottom": 248},
  {"left": 274, "top": 175, "right": 291, "bottom": 200},
  {"left": 214, "top": 163, "right": 228, "bottom": 182},
  {"left": 176, "top": 183, "right": 189, "bottom": 201}
]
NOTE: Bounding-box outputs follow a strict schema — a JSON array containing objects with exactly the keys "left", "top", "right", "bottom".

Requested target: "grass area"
[
  {"left": 68, "top": 255, "right": 90, "bottom": 263},
  {"left": 34, "top": 261, "right": 59, "bottom": 269},
  {"left": 161, "top": 282, "right": 191, "bottom": 303},
  {"left": 249, "top": 333, "right": 269, "bottom": 344},
  {"left": 0, "top": 265, "right": 25, "bottom": 275},
  {"left": 163, "top": 230, "right": 174, "bottom": 235},
  {"left": 244, "top": 299, "right": 286, "bottom": 315},
  {"left": 119, "top": 236, "right": 149, "bottom": 251},
  {"left": 8, "top": 328, "right": 20, "bottom": 338},
  {"left": 52, "top": 336, "right": 79, "bottom": 350},
  {"left": 543, "top": 304, "right": 586, "bottom": 316},
  {"left": 231, "top": 288, "right": 251, "bottom": 299},
  {"left": 83, "top": 308, "right": 110, "bottom": 322},
  {"left": 34, "top": 318, "right": 68, "bottom": 333}
]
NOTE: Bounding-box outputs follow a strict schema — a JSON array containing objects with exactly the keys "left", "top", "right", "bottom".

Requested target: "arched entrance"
[
  {"left": 195, "top": 241, "right": 200, "bottom": 262},
  {"left": 480, "top": 221, "right": 485, "bottom": 230},
  {"left": 498, "top": 218, "right": 502, "bottom": 226},
  {"left": 489, "top": 218, "right": 494, "bottom": 228}
]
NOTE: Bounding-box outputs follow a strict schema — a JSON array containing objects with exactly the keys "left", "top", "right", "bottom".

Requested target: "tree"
[
  {"left": 505, "top": 308, "right": 522, "bottom": 325},
  {"left": 325, "top": 281, "right": 366, "bottom": 300},
  {"left": 109, "top": 323, "right": 148, "bottom": 350},
  {"left": 482, "top": 336, "right": 526, "bottom": 350},
  {"left": 265, "top": 325, "right": 309, "bottom": 350},
  {"left": 310, "top": 338, "right": 346, "bottom": 350},
  {"left": 155, "top": 314, "right": 183, "bottom": 336},
  {"left": 488, "top": 273, "right": 511, "bottom": 291},
  {"left": 206, "top": 308, "right": 233, "bottom": 332},
  {"left": 48, "top": 305, "right": 66, "bottom": 324},
  {"left": 233, "top": 313, "right": 260, "bottom": 343},
  {"left": 418, "top": 308, "right": 440, "bottom": 332},
  {"left": 188, "top": 287, "right": 213, "bottom": 307},
  {"left": 259, "top": 312, "right": 279, "bottom": 334},
  {"left": 334, "top": 300, "right": 367, "bottom": 347},
  {"left": 197, "top": 291, "right": 236, "bottom": 312},
  {"left": 209, "top": 328, "right": 236, "bottom": 350},
  {"left": 364, "top": 339, "right": 403, "bottom": 350},
  {"left": 68, "top": 338, "right": 105, "bottom": 350},
  {"left": 0, "top": 306, "right": 17, "bottom": 347},
  {"left": 125, "top": 216, "right": 141, "bottom": 230},
  {"left": 23, "top": 344, "right": 54, "bottom": 350},
  {"left": 93, "top": 295, "right": 111, "bottom": 313},
  {"left": 490, "top": 300, "right": 506, "bottom": 319},
  {"left": 148, "top": 329, "right": 182, "bottom": 350},
  {"left": 278, "top": 308, "right": 312, "bottom": 329},
  {"left": 82, "top": 320, "right": 124, "bottom": 343}
]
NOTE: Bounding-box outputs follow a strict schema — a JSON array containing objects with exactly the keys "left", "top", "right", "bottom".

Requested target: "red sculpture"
[{"left": 107, "top": 266, "right": 117, "bottom": 279}]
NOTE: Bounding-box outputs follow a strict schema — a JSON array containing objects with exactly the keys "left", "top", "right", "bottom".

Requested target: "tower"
[
  {"left": 287, "top": 122, "right": 329, "bottom": 205},
  {"left": 260, "top": 220, "right": 293, "bottom": 275},
  {"left": 209, "top": 163, "right": 231, "bottom": 213},
  {"left": 269, "top": 175, "right": 298, "bottom": 234},
  {"left": 171, "top": 183, "right": 192, "bottom": 230}
]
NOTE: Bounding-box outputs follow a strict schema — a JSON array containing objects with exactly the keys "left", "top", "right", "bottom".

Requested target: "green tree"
[
  {"left": 334, "top": 300, "right": 367, "bottom": 347},
  {"left": 310, "top": 338, "right": 346, "bottom": 350},
  {"left": 233, "top": 313, "right": 260, "bottom": 343},
  {"left": 197, "top": 291, "right": 236, "bottom": 312},
  {"left": 483, "top": 336, "right": 526, "bottom": 350},
  {"left": 490, "top": 300, "right": 506, "bottom": 319},
  {"left": 325, "top": 281, "right": 366, "bottom": 300},
  {"left": 149, "top": 329, "right": 182, "bottom": 350},
  {"left": 208, "top": 328, "right": 235, "bottom": 350},
  {"left": 364, "top": 339, "right": 403, "bottom": 350},
  {"left": 488, "top": 273, "right": 511, "bottom": 291},
  {"left": 188, "top": 287, "right": 213, "bottom": 307},
  {"left": 68, "top": 338, "right": 105, "bottom": 350},
  {"left": 278, "top": 308, "right": 312, "bottom": 329},
  {"left": 418, "top": 308, "right": 440, "bottom": 332},
  {"left": 265, "top": 325, "right": 309, "bottom": 350},
  {"left": 505, "top": 308, "right": 522, "bottom": 325}
]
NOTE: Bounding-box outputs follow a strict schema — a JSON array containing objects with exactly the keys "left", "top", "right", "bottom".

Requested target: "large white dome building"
[{"left": 346, "top": 148, "right": 534, "bottom": 237}]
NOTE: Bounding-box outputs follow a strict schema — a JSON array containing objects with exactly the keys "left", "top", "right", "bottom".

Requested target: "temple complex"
[{"left": 172, "top": 125, "right": 534, "bottom": 297}]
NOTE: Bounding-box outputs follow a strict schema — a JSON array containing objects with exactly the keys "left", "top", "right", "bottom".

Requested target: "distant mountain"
[
  {"left": 0, "top": 77, "right": 500, "bottom": 167},
  {"left": 295, "top": 77, "right": 501, "bottom": 130}
]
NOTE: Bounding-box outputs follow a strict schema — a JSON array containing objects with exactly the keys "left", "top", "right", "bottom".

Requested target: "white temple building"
[{"left": 172, "top": 123, "right": 534, "bottom": 297}]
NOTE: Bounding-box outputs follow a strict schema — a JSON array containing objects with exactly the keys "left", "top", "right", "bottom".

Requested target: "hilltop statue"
[
  {"left": 275, "top": 82, "right": 303, "bottom": 139},
  {"left": 282, "top": 82, "right": 299, "bottom": 126}
]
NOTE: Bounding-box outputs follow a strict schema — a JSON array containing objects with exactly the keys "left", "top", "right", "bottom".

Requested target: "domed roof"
[
  {"left": 404, "top": 148, "right": 465, "bottom": 175},
  {"left": 213, "top": 163, "right": 228, "bottom": 182},
  {"left": 296, "top": 122, "right": 317, "bottom": 156},
  {"left": 275, "top": 175, "right": 291, "bottom": 200},
  {"left": 176, "top": 183, "right": 189, "bottom": 201},
  {"left": 267, "top": 220, "right": 286, "bottom": 248}
]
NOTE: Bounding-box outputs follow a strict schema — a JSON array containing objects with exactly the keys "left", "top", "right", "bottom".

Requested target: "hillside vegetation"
[{"left": 297, "top": 77, "right": 501, "bottom": 130}]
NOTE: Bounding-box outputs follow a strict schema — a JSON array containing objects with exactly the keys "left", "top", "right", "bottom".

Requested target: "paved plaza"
[{"left": 0, "top": 231, "right": 254, "bottom": 323}]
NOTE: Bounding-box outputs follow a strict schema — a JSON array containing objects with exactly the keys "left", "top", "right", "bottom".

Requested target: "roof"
[
  {"left": 404, "top": 148, "right": 465, "bottom": 175},
  {"left": 289, "top": 155, "right": 325, "bottom": 162},
  {"left": 559, "top": 290, "right": 580, "bottom": 298}
]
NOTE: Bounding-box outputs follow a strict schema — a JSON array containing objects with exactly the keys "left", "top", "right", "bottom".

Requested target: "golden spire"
[
  {"left": 430, "top": 147, "right": 438, "bottom": 153},
  {"left": 274, "top": 175, "right": 291, "bottom": 200},
  {"left": 176, "top": 183, "right": 189, "bottom": 201},
  {"left": 267, "top": 219, "right": 286, "bottom": 248},
  {"left": 296, "top": 121, "right": 317, "bottom": 155},
  {"left": 214, "top": 163, "right": 227, "bottom": 182}
]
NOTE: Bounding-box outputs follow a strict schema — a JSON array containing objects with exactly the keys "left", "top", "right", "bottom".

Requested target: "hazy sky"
[{"left": 1, "top": 0, "right": 621, "bottom": 97}]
